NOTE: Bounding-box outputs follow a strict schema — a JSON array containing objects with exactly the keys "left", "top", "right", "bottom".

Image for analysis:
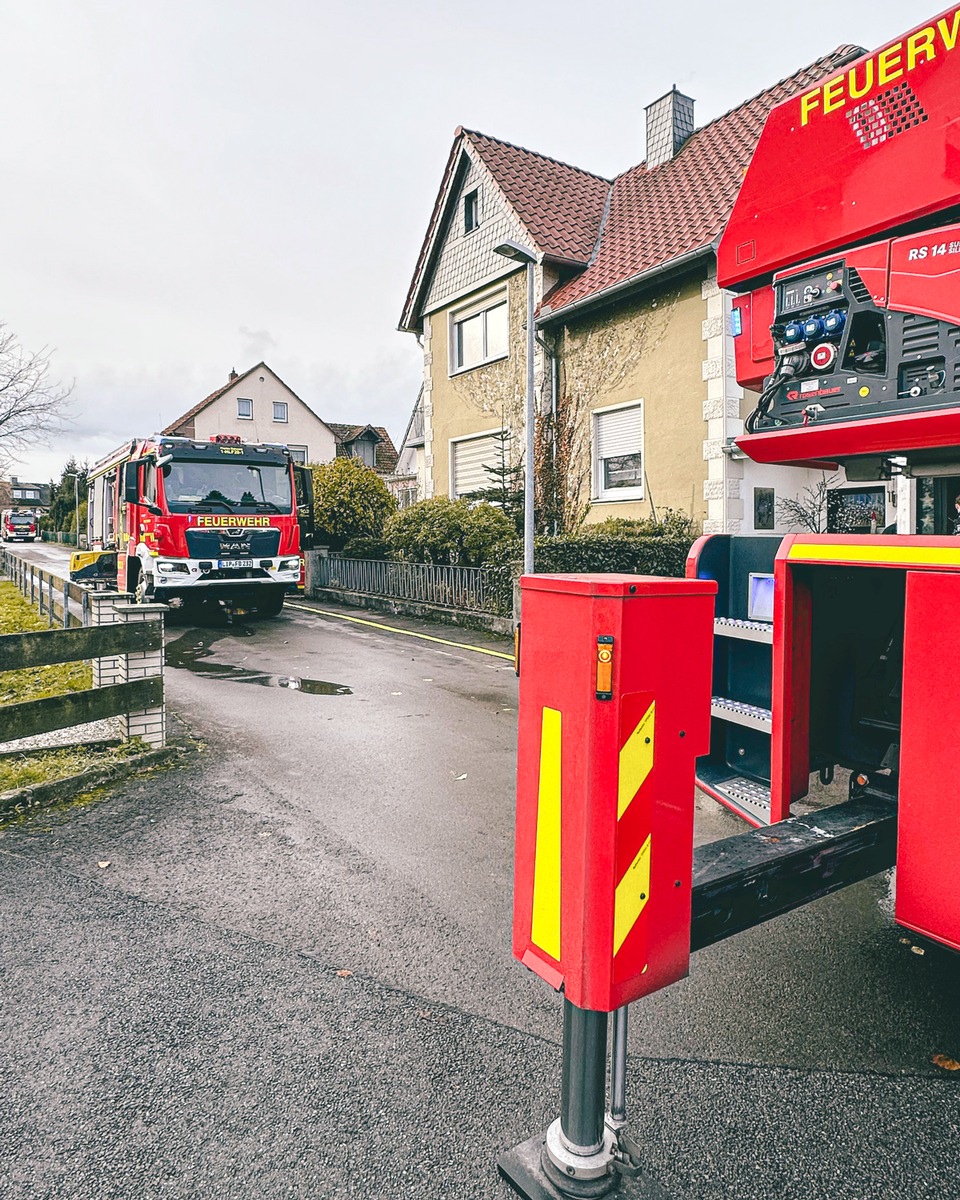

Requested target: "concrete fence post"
[
  {"left": 113, "top": 602, "right": 167, "bottom": 748},
  {"left": 87, "top": 591, "right": 131, "bottom": 688}
]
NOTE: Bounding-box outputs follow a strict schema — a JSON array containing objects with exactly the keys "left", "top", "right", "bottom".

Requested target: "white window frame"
[
  {"left": 287, "top": 445, "right": 308, "bottom": 464},
  {"left": 449, "top": 287, "right": 508, "bottom": 376},
  {"left": 591, "top": 400, "right": 644, "bottom": 502},
  {"left": 272, "top": 401, "right": 288, "bottom": 423},
  {"left": 464, "top": 188, "right": 480, "bottom": 234},
  {"left": 237, "top": 397, "right": 253, "bottom": 420},
  {"left": 448, "top": 427, "right": 505, "bottom": 500}
]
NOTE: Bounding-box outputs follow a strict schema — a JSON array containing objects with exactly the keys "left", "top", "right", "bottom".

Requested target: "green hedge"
[{"left": 496, "top": 533, "right": 693, "bottom": 578}]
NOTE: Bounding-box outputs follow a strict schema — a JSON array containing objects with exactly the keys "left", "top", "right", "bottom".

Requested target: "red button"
[{"left": 811, "top": 343, "right": 837, "bottom": 371}]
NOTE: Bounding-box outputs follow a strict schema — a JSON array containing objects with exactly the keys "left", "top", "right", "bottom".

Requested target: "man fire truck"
[
  {"left": 1, "top": 510, "right": 40, "bottom": 543},
  {"left": 72, "top": 433, "right": 313, "bottom": 617}
]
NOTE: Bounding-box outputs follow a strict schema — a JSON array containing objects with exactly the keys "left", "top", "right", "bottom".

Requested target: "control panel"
[{"left": 739, "top": 224, "right": 960, "bottom": 437}]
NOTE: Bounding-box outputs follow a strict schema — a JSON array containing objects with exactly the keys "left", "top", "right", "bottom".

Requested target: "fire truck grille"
[
  {"left": 186, "top": 528, "right": 280, "bottom": 559},
  {"left": 847, "top": 81, "right": 928, "bottom": 150},
  {"left": 901, "top": 314, "right": 942, "bottom": 356}
]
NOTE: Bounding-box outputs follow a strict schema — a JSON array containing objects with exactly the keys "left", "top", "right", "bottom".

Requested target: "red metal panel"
[
  {"left": 732, "top": 289, "right": 776, "bottom": 392},
  {"left": 772, "top": 542, "right": 812, "bottom": 819},
  {"left": 514, "top": 574, "right": 715, "bottom": 1011},
  {"left": 897, "top": 570, "right": 960, "bottom": 949},
  {"left": 736, "top": 405, "right": 960, "bottom": 464},
  {"left": 888, "top": 221, "right": 960, "bottom": 325},
  {"left": 719, "top": 6, "right": 960, "bottom": 290}
]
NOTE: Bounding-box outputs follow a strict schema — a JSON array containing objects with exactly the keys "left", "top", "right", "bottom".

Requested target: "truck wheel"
[{"left": 256, "top": 588, "right": 285, "bottom": 618}]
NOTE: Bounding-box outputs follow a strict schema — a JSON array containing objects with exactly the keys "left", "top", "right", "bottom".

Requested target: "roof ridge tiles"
[{"left": 461, "top": 127, "right": 613, "bottom": 184}]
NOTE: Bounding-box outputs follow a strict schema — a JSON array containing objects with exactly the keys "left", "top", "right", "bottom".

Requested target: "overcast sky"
[{"left": 2, "top": 0, "right": 936, "bottom": 484}]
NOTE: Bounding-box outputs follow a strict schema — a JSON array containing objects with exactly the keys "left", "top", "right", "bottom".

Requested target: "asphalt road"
[{"left": 2, "top": 546, "right": 959, "bottom": 1199}]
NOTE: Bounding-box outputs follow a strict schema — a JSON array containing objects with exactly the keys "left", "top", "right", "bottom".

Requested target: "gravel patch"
[{"left": 0, "top": 716, "right": 124, "bottom": 755}]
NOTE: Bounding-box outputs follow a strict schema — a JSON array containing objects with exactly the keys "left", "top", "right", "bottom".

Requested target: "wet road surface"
[{"left": 1, "top": 564, "right": 959, "bottom": 1198}]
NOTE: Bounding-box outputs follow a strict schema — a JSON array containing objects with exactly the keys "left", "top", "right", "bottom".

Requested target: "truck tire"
[{"left": 256, "top": 587, "right": 285, "bottom": 618}]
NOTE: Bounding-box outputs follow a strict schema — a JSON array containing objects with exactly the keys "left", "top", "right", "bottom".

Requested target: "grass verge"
[{"left": 0, "top": 581, "right": 92, "bottom": 703}]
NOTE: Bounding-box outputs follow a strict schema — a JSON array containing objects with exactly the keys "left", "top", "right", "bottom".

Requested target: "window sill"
[
  {"left": 449, "top": 352, "right": 508, "bottom": 378},
  {"left": 237, "top": 416, "right": 253, "bottom": 421},
  {"left": 592, "top": 492, "right": 645, "bottom": 504}
]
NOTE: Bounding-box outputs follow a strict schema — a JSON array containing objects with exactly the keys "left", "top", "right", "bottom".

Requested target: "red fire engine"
[
  {"left": 501, "top": 10, "right": 960, "bottom": 1196},
  {"left": 691, "top": 2, "right": 960, "bottom": 953},
  {"left": 1, "top": 510, "right": 40, "bottom": 543},
  {"left": 72, "top": 433, "right": 313, "bottom": 616}
]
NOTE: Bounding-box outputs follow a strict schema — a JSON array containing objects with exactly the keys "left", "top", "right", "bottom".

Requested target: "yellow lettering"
[
  {"left": 800, "top": 87, "right": 821, "bottom": 125},
  {"left": 848, "top": 58, "right": 875, "bottom": 100},
  {"left": 907, "top": 26, "right": 937, "bottom": 69},
  {"left": 938, "top": 10, "right": 960, "bottom": 51},
  {"left": 822, "top": 75, "right": 847, "bottom": 114},
  {"left": 878, "top": 43, "right": 904, "bottom": 85}
]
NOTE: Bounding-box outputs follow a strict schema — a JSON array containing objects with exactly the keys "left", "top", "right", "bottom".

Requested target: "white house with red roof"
[{"left": 399, "top": 43, "right": 901, "bottom": 537}]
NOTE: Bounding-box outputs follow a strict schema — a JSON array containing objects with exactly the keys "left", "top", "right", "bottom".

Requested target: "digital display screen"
[{"left": 748, "top": 573, "right": 775, "bottom": 623}]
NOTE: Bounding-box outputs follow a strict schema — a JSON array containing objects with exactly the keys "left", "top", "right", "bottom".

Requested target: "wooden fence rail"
[
  {"left": 1, "top": 677, "right": 164, "bottom": 743},
  {"left": 0, "top": 622, "right": 162, "bottom": 672},
  {"left": 0, "top": 546, "right": 89, "bottom": 628}
]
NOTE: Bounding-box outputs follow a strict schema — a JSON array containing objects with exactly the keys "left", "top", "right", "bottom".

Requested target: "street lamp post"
[
  {"left": 493, "top": 239, "right": 537, "bottom": 575},
  {"left": 64, "top": 471, "right": 80, "bottom": 547}
]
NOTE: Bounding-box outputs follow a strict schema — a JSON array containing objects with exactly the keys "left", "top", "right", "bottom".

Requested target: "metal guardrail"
[{"left": 315, "top": 555, "right": 513, "bottom": 617}]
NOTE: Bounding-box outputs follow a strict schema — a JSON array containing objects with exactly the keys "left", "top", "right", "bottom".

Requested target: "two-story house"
[{"left": 398, "top": 44, "right": 898, "bottom": 537}]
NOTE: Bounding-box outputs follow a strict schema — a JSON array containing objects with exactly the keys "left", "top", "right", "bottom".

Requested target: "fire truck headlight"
[
  {"left": 279, "top": 558, "right": 300, "bottom": 571},
  {"left": 156, "top": 561, "right": 189, "bottom": 574}
]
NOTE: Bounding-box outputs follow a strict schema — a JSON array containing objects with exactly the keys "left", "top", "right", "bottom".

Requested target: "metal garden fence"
[{"left": 314, "top": 555, "right": 513, "bottom": 617}]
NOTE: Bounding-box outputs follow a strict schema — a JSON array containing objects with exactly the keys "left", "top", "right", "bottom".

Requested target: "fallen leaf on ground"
[
  {"left": 911, "top": 945, "right": 926, "bottom": 956},
  {"left": 933, "top": 1054, "right": 960, "bottom": 1071},
  {"left": 390, "top": 691, "right": 403, "bottom": 696},
  {"left": 336, "top": 969, "right": 354, "bottom": 978},
  {"left": 97, "top": 861, "right": 110, "bottom": 869},
  {"left": 454, "top": 773, "right": 467, "bottom": 781}
]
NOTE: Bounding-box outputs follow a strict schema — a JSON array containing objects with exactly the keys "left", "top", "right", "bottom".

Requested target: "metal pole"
[
  {"left": 560, "top": 1000, "right": 608, "bottom": 1153},
  {"left": 74, "top": 474, "right": 79, "bottom": 546},
  {"left": 608, "top": 1006, "right": 628, "bottom": 1130},
  {"left": 524, "top": 258, "right": 535, "bottom": 576}
]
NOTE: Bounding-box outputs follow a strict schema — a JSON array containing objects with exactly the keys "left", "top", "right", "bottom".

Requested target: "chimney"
[
  {"left": 229, "top": 368, "right": 238, "bottom": 381},
  {"left": 644, "top": 86, "right": 695, "bottom": 168}
]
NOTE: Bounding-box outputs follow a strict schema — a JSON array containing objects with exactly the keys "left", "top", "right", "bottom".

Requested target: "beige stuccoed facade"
[
  {"left": 422, "top": 271, "right": 535, "bottom": 500},
  {"left": 555, "top": 271, "right": 709, "bottom": 525}
]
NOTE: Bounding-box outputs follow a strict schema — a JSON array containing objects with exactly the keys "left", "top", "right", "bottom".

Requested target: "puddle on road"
[{"left": 165, "top": 627, "right": 352, "bottom": 695}]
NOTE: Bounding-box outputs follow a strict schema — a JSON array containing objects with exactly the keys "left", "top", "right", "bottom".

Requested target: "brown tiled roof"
[
  {"left": 462, "top": 129, "right": 611, "bottom": 264},
  {"left": 398, "top": 128, "right": 611, "bottom": 331},
  {"left": 327, "top": 423, "right": 399, "bottom": 475},
  {"left": 542, "top": 45, "right": 863, "bottom": 318}
]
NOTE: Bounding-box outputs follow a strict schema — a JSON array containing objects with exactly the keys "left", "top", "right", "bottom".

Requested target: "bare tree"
[
  {"left": 0, "top": 324, "right": 72, "bottom": 472},
  {"left": 776, "top": 473, "right": 879, "bottom": 533}
]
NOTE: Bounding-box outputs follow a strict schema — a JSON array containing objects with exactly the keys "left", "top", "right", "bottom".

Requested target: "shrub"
[
  {"left": 584, "top": 508, "right": 700, "bottom": 541},
  {"left": 493, "top": 532, "right": 694, "bottom": 578},
  {"left": 341, "top": 536, "right": 391, "bottom": 559},
  {"left": 311, "top": 457, "right": 396, "bottom": 551},
  {"left": 384, "top": 497, "right": 516, "bottom": 567}
]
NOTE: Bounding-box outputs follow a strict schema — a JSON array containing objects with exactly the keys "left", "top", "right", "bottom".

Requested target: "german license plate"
[{"left": 218, "top": 558, "right": 253, "bottom": 568}]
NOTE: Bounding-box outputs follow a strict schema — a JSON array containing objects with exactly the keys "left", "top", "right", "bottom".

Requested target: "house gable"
[
  {"left": 163, "top": 363, "right": 338, "bottom": 465},
  {"left": 424, "top": 147, "right": 532, "bottom": 316}
]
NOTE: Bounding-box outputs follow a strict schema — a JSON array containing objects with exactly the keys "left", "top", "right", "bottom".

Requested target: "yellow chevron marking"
[
  {"left": 787, "top": 543, "right": 960, "bottom": 569},
  {"left": 614, "top": 835, "right": 651, "bottom": 956},
  {"left": 531, "top": 707, "right": 562, "bottom": 960},
  {"left": 618, "top": 701, "right": 655, "bottom": 819}
]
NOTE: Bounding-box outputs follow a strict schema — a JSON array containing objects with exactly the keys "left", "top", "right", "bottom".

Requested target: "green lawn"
[{"left": 0, "top": 580, "right": 134, "bottom": 799}]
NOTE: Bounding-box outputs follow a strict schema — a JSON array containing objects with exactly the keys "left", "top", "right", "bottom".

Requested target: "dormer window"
[{"left": 464, "top": 189, "right": 479, "bottom": 234}]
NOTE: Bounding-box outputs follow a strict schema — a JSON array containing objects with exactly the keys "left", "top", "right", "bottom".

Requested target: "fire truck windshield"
[{"left": 161, "top": 460, "right": 293, "bottom": 514}]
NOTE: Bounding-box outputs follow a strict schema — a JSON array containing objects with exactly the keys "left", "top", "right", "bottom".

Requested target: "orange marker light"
[{"left": 596, "top": 635, "right": 614, "bottom": 700}]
